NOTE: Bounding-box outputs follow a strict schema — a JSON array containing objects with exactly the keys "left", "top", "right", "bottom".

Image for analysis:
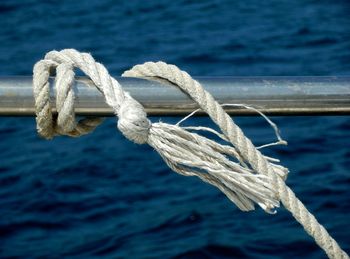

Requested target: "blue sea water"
[{"left": 0, "top": 0, "right": 349, "bottom": 258}]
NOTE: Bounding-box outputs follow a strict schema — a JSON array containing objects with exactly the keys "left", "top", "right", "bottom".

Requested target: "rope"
[
  {"left": 33, "top": 58, "right": 103, "bottom": 138},
  {"left": 33, "top": 49, "right": 348, "bottom": 259}
]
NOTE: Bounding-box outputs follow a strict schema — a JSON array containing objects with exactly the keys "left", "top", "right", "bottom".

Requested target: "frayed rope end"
[{"left": 147, "top": 122, "right": 281, "bottom": 213}]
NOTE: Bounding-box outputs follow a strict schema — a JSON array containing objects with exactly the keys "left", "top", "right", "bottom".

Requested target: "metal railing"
[{"left": 0, "top": 76, "right": 349, "bottom": 116}]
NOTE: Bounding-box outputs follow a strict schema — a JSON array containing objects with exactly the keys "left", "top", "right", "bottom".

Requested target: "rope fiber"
[{"left": 33, "top": 49, "right": 348, "bottom": 259}]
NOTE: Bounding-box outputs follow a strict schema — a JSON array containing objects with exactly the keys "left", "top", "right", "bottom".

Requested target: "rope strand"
[{"left": 123, "top": 61, "right": 348, "bottom": 259}]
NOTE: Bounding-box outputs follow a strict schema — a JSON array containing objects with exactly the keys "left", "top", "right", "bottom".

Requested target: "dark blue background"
[{"left": 0, "top": 1, "right": 349, "bottom": 258}]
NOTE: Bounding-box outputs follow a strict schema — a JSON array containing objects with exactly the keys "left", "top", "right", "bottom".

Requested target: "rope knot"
[{"left": 117, "top": 94, "right": 151, "bottom": 144}]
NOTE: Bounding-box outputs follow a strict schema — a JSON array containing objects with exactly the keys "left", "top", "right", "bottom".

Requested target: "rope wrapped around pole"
[{"left": 33, "top": 49, "right": 348, "bottom": 259}]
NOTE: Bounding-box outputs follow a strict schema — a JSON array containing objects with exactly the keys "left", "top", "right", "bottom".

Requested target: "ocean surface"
[{"left": 0, "top": 0, "right": 349, "bottom": 258}]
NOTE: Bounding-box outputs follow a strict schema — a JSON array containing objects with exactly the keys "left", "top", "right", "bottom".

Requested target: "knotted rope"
[{"left": 33, "top": 49, "right": 348, "bottom": 259}]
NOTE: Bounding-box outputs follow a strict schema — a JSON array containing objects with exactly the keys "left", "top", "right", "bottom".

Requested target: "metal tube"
[{"left": 0, "top": 76, "right": 349, "bottom": 116}]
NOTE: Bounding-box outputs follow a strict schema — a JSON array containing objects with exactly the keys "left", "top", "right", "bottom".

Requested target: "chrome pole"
[{"left": 0, "top": 76, "right": 349, "bottom": 116}]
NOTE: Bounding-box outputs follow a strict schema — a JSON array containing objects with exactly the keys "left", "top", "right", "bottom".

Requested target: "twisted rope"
[
  {"left": 123, "top": 62, "right": 348, "bottom": 259},
  {"left": 33, "top": 49, "right": 348, "bottom": 259},
  {"left": 33, "top": 58, "right": 103, "bottom": 138}
]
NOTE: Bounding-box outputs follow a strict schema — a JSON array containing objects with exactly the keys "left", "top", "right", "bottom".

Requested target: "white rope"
[
  {"left": 33, "top": 49, "right": 348, "bottom": 259},
  {"left": 33, "top": 58, "right": 103, "bottom": 138}
]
